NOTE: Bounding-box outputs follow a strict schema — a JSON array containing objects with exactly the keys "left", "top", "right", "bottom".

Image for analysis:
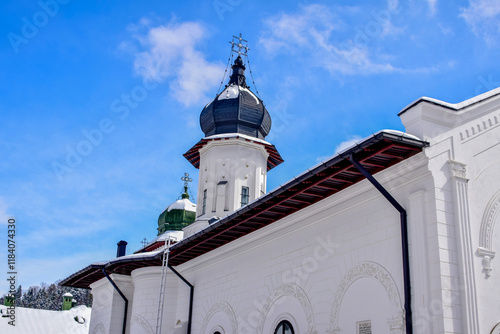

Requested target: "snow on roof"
[
  {"left": 204, "top": 133, "right": 271, "bottom": 145},
  {"left": 240, "top": 87, "right": 260, "bottom": 104},
  {"left": 216, "top": 84, "right": 260, "bottom": 105},
  {"left": 88, "top": 248, "right": 164, "bottom": 268},
  {"left": 0, "top": 305, "right": 91, "bottom": 334},
  {"left": 399, "top": 87, "right": 500, "bottom": 115},
  {"left": 63, "top": 292, "right": 73, "bottom": 297},
  {"left": 167, "top": 198, "right": 196, "bottom": 212},
  {"left": 109, "top": 249, "right": 163, "bottom": 262},
  {"left": 143, "top": 230, "right": 184, "bottom": 248},
  {"left": 217, "top": 85, "right": 239, "bottom": 100}
]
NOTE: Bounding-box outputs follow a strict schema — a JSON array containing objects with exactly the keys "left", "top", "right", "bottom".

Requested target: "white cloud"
[
  {"left": 460, "top": 0, "right": 500, "bottom": 44},
  {"left": 132, "top": 20, "right": 224, "bottom": 107},
  {"left": 260, "top": 4, "right": 337, "bottom": 54},
  {"left": 334, "top": 136, "right": 363, "bottom": 154},
  {"left": 315, "top": 135, "right": 364, "bottom": 163},
  {"left": 259, "top": 4, "right": 400, "bottom": 76},
  {"left": 427, "top": 0, "right": 438, "bottom": 15},
  {"left": 387, "top": 0, "right": 399, "bottom": 13}
]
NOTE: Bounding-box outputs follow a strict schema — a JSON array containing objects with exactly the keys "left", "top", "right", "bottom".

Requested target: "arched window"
[
  {"left": 213, "top": 332, "right": 221, "bottom": 334},
  {"left": 274, "top": 320, "right": 294, "bottom": 334}
]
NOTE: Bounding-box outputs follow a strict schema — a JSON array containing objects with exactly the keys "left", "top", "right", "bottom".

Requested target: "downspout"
[
  {"left": 102, "top": 268, "right": 128, "bottom": 334},
  {"left": 349, "top": 154, "right": 413, "bottom": 334},
  {"left": 168, "top": 265, "right": 194, "bottom": 334}
]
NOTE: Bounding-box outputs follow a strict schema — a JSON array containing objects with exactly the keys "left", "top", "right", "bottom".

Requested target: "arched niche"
[
  {"left": 330, "top": 262, "right": 403, "bottom": 333},
  {"left": 477, "top": 189, "right": 500, "bottom": 278},
  {"left": 258, "top": 283, "right": 315, "bottom": 334},
  {"left": 130, "top": 313, "right": 154, "bottom": 334},
  {"left": 199, "top": 301, "right": 238, "bottom": 334}
]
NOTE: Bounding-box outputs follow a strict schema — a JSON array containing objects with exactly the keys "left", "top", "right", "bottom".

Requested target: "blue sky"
[{"left": 1, "top": 0, "right": 499, "bottom": 292}]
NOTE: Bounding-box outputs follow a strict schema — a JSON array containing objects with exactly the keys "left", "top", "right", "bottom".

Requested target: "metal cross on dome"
[
  {"left": 229, "top": 33, "right": 250, "bottom": 57},
  {"left": 181, "top": 172, "right": 193, "bottom": 188}
]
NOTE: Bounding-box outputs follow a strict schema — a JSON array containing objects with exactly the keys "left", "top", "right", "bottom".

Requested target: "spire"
[
  {"left": 228, "top": 34, "right": 250, "bottom": 88},
  {"left": 199, "top": 34, "right": 272, "bottom": 140},
  {"left": 228, "top": 56, "right": 248, "bottom": 88},
  {"left": 180, "top": 172, "right": 193, "bottom": 199}
]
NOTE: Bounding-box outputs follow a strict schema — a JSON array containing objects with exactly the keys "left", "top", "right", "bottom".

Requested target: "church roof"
[
  {"left": 60, "top": 130, "right": 428, "bottom": 289},
  {"left": 157, "top": 177, "right": 196, "bottom": 235},
  {"left": 398, "top": 86, "right": 500, "bottom": 115},
  {"left": 139, "top": 230, "right": 184, "bottom": 253},
  {"left": 200, "top": 56, "right": 272, "bottom": 140},
  {"left": 0, "top": 305, "right": 91, "bottom": 333},
  {"left": 184, "top": 133, "right": 284, "bottom": 171},
  {"left": 166, "top": 198, "right": 196, "bottom": 212}
]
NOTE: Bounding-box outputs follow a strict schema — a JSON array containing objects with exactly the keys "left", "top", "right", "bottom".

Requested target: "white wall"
[
  {"left": 94, "top": 90, "right": 500, "bottom": 334},
  {"left": 401, "top": 90, "right": 500, "bottom": 334},
  {"left": 174, "top": 152, "right": 433, "bottom": 334},
  {"left": 89, "top": 274, "right": 134, "bottom": 334},
  {"left": 196, "top": 137, "right": 269, "bottom": 220}
]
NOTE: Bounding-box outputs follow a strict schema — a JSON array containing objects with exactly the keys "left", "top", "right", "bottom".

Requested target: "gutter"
[
  {"left": 168, "top": 265, "right": 194, "bottom": 334},
  {"left": 102, "top": 268, "right": 128, "bottom": 334},
  {"left": 349, "top": 154, "right": 413, "bottom": 334}
]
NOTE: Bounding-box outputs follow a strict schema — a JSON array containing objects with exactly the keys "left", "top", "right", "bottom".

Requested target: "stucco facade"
[{"left": 78, "top": 89, "right": 500, "bottom": 334}]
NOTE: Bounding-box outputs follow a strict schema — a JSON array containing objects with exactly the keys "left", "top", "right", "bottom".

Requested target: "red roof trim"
[
  {"left": 183, "top": 136, "right": 284, "bottom": 171},
  {"left": 61, "top": 131, "right": 428, "bottom": 289}
]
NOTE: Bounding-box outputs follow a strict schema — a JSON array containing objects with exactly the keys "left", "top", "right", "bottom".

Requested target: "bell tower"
[{"left": 184, "top": 34, "right": 283, "bottom": 225}]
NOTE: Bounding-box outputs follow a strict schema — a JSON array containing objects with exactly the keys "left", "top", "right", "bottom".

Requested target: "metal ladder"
[{"left": 155, "top": 236, "right": 174, "bottom": 334}]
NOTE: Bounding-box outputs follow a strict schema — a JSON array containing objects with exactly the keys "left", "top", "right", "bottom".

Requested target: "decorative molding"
[
  {"left": 131, "top": 313, "right": 154, "bottom": 334},
  {"left": 459, "top": 112, "right": 500, "bottom": 142},
  {"left": 490, "top": 321, "right": 500, "bottom": 334},
  {"left": 388, "top": 318, "right": 405, "bottom": 334},
  {"left": 330, "top": 262, "right": 403, "bottom": 333},
  {"left": 448, "top": 160, "right": 480, "bottom": 333},
  {"left": 449, "top": 160, "right": 467, "bottom": 179},
  {"left": 478, "top": 248, "right": 495, "bottom": 277},
  {"left": 477, "top": 189, "right": 500, "bottom": 277},
  {"left": 200, "top": 300, "right": 238, "bottom": 334},
  {"left": 257, "top": 283, "right": 315, "bottom": 334}
]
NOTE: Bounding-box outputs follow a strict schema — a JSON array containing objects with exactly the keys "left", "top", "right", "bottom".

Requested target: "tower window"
[
  {"left": 274, "top": 320, "right": 294, "bottom": 334},
  {"left": 202, "top": 189, "right": 207, "bottom": 215},
  {"left": 241, "top": 186, "right": 249, "bottom": 206}
]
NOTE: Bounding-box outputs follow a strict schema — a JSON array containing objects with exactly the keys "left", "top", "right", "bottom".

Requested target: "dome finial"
[
  {"left": 228, "top": 34, "right": 250, "bottom": 88},
  {"left": 229, "top": 33, "right": 250, "bottom": 58},
  {"left": 199, "top": 34, "right": 272, "bottom": 140},
  {"left": 180, "top": 172, "right": 193, "bottom": 199}
]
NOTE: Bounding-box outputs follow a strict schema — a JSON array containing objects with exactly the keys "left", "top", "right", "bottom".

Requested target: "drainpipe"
[
  {"left": 102, "top": 268, "right": 128, "bottom": 334},
  {"left": 168, "top": 265, "right": 194, "bottom": 334},
  {"left": 349, "top": 154, "right": 413, "bottom": 334}
]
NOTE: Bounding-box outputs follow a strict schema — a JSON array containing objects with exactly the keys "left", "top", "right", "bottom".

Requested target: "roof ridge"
[{"left": 398, "top": 87, "right": 500, "bottom": 116}]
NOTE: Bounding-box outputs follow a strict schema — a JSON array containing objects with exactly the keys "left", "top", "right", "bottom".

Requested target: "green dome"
[{"left": 157, "top": 197, "right": 196, "bottom": 235}]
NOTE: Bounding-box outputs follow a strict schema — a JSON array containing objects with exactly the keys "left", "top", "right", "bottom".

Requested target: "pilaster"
[{"left": 448, "top": 160, "right": 480, "bottom": 333}]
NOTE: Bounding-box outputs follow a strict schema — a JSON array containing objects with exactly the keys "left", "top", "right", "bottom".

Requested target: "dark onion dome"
[{"left": 200, "top": 56, "right": 271, "bottom": 140}]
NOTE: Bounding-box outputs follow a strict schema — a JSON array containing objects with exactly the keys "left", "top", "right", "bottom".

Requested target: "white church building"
[{"left": 62, "top": 37, "right": 500, "bottom": 334}]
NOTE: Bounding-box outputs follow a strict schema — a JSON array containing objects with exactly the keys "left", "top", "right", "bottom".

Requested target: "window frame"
[
  {"left": 274, "top": 320, "right": 294, "bottom": 334},
  {"left": 202, "top": 189, "right": 207, "bottom": 215},
  {"left": 241, "top": 186, "right": 250, "bottom": 206}
]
